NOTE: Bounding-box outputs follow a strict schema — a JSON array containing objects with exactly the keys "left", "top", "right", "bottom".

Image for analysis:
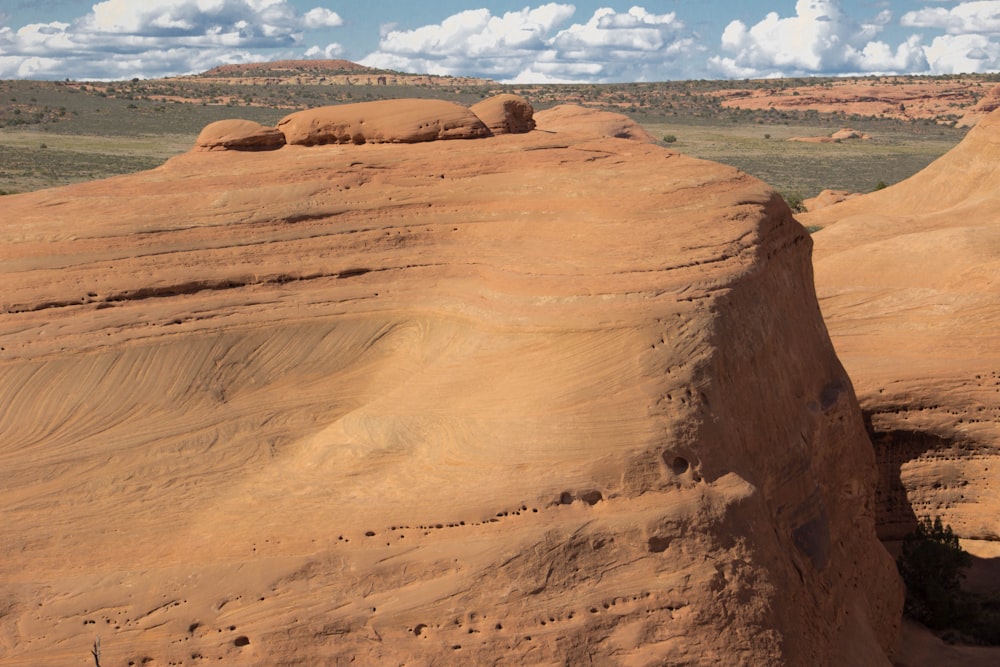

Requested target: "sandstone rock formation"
[
  {"left": 801, "top": 108, "right": 1000, "bottom": 548},
  {"left": 804, "top": 189, "right": 863, "bottom": 213},
  {"left": 715, "top": 77, "right": 983, "bottom": 125},
  {"left": 0, "top": 105, "right": 899, "bottom": 666},
  {"left": 276, "top": 98, "right": 493, "bottom": 145},
  {"left": 533, "top": 103, "right": 658, "bottom": 142},
  {"left": 470, "top": 93, "right": 536, "bottom": 135},
  {"left": 194, "top": 119, "right": 286, "bottom": 152},
  {"left": 790, "top": 128, "right": 871, "bottom": 144}
]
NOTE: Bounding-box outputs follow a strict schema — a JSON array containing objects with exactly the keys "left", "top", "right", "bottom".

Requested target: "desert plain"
[{"left": 1, "top": 63, "right": 999, "bottom": 666}]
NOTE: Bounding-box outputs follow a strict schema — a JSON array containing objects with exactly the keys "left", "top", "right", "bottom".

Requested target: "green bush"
[
  {"left": 898, "top": 517, "right": 971, "bottom": 630},
  {"left": 780, "top": 191, "right": 806, "bottom": 213},
  {"left": 897, "top": 516, "right": 1000, "bottom": 644},
  {"left": 662, "top": 134, "right": 677, "bottom": 143}
]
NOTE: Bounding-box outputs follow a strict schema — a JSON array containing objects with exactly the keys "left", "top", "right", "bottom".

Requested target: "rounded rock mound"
[
  {"left": 533, "top": 104, "right": 657, "bottom": 143},
  {"left": 277, "top": 98, "right": 493, "bottom": 146},
  {"left": 469, "top": 94, "right": 535, "bottom": 135},
  {"left": 194, "top": 119, "right": 286, "bottom": 152}
]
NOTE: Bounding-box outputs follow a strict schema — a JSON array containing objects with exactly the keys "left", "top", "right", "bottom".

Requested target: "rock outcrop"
[
  {"left": 194, "top": 118, "right": 286, "bottom": 151},
  {"left": 0, "top": 104, "right": 899, "bottom": 666},
  {"left": 804, "top": 189, "right": 863, "bottom": 212},
  {"left": 801, "top": 108, "right": 1000, "bottom": 546},
  {"left": 790, "top": 128, "right": 871, "bottom": 144},
  {"left": 276, "top": 98, "right": 493, "bottom": 145},
  {"left": 534, "top": 103, "right": 658, "bottom": 142},
  {"left": 469, "top": 93, "right": 536, "bottom": 135}
]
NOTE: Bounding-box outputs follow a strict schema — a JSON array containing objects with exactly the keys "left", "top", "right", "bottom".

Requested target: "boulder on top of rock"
[
  {"left": 277, "top": 98, "right": 493, "bottom": 146},
  {"left": 469, "top": 94, "right": 535, "bottom": 135},
  {"left": 533, "top": 104, "right": 657, "bottom": 143},
  {"left": 194, "top": 119, "right": 286, "bottom": 152}
]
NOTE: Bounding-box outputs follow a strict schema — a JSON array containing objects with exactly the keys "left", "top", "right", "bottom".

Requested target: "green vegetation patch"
[{"left": 897, "top": 517, "right": 1000, "bottom": 645}]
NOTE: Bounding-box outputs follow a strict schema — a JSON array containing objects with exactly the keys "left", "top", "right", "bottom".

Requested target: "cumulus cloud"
[
  {"left": 360, "top": 4, "right": 702, "bottom": 83},
  {"left": 0, "top": 0, "right": 344, "bottom": 79},
  {"left": 305, "top": 43, "right": 345, "bottom": 59},
  {"left": 709, "top": 0, "right": 928, "bottom": 78},
  {"left": 923, "top": 33, "right": 1000, "bottom": 72},
  {"left": 902, "top": 1, "right": 1000, "bottom": 35}
]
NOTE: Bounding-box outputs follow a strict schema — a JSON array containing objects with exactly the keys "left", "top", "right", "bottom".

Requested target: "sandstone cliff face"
[
  {"left": 801, "top": 109, "right": 1000, "bottom": 546},
  {"left": 0, "top": 105, "right": 898, "bottom": 665}
]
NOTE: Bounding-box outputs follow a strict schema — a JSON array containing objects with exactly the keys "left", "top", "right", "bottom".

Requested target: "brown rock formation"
[
  {"left": 276, "top": 98, "right": 492, "bottom": 145},
  {"left": 0, "top": 105, "right": 898, "bottom": 665},
  {"left": 801, "top": 108, "right": 1000, "bottom": 546},
  {"left": 194, "top": 119, "right": 286, "bottom": 152},
  {"left": 470, "top": 94, "right": 536, "bottom": 135},
  {"left": 715, "top": 77, "right": 982, "bottom": 125},
  {"left": 804, "top": 189, "right": 863, "bottom": 212},
  {"left": 534, "top": 104, "right": 658, "bottom": 142},
  {"left": 790, "top": 128, "right": 871, "bottom": 144}
]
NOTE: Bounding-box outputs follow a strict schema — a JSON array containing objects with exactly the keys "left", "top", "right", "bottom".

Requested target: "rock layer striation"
[
  {"left": 802, "top": 108, "right": 1000, "bottom": 545},
  {"left": 0, "top": 104, "right": 898, "bottom": 666}
]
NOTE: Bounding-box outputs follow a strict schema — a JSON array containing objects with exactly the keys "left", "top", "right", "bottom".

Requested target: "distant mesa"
[
  {"left": 198, "top": 59, "right": 380, "bottom": 78},
  {"left": 179, "top": 58, "right": 493, "bottom": 87},
  {"left": 194, "top": 95, "right": 536, "bottom": 150}
]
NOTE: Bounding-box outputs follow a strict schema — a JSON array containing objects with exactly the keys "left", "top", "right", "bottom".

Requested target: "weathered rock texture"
[
  {"left": 804, "top": 189, "right": 863, "bottom": 213},
  {"left": 801, "top": 108, "right": 1000, "bottom": 546},
  {"left": 276, "top": 98, "right": 492, "bottom": 145},
  {"left": 194, "top": 119, "right": 286, "bottom": 152},
  {"left": 470, "top": 93, "right": 536, "bottom": 135},
  {"left": 534, "top": 103, "right": 658, "bottom": 142},
  {"left": 0, "top": 105, "right": 898, "bottom": 666}
]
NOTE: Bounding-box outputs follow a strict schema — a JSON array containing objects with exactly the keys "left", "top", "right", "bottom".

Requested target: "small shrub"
[
  {"left": 897, "top": 516, "right": 971, "bottom": 631},
  {"left": 781, "top": 191, "right": 806, "bottom": 213},
  {"left": 874, "top": 180, "right": 888, "bottom": 191},
  {"left": 897, "top": 516, "right": 1000, "bottom": 645},
  {"left": 662, "top": 134, "right": 677, "bottom": 143}
]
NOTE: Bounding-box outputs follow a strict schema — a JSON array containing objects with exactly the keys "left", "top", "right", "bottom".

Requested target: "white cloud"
[
  {"left": 710, "top": 0, "right": 928, "bottom": 77},
  {"left": 305, "top": 43, "right": 345, "bottom": 59},
  {"left": 902, "top": 1, "right": 1000, "bottom": 35},
  {"left": 360, "top": 4, "right": 702, "bottom": 83},
  {"left": 0, "top": 0, "right": 344, "bottom": 80},
  {"left": 303, "top": 8, "right": 344, "bottom": 29},
  {"left": 923, "top": 33, "right": 1000, "bottom": 72}
]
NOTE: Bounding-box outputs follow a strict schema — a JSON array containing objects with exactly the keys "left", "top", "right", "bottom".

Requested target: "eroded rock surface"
[
  {"left": 534, "top": 104, "right": 658, "bottom": 142},
  {"left": 802, "top": 108, "right": 1000, "bottom": 545},
  {"left": 0, "top": 105, "right": 898, "bottom": 666},
  {"left": 470, "top": 93, "right": 536, "bottom": 135},
  {"left": 804, "top": 189, "right": 863, "bottom": 213},
  {"left": 276, "top": 98, "right": 492, "bottom": 145},
  {"left": 194, "top": 119, "right": 286, "bottom": 152}
]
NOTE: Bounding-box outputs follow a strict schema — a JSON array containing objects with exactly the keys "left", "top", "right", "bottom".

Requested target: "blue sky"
[{"left": 1, "top": 1, "right": 999, "bottom": 81}]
